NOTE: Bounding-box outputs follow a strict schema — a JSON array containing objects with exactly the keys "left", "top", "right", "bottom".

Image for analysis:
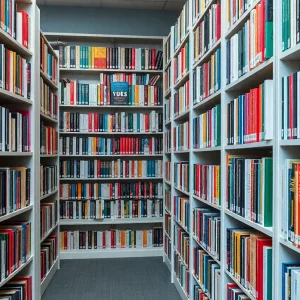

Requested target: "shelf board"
[
  {"left": 0, "top": 256, "right": 33, "bottom": 288},
  {"left": 174, "top": 33, "right": 189, "bottom": 57},
  {"left": 60, "top": 247, "right": 163, "bottom": 259},
  {"left": 59, "top": 154, "right": 163, "bottom": 158},
  {"left": 193, "top": 90, "right": 222, "bottom": 110},
  {"left": 174, "top": 246, "right": 188, "bottom": 268},
  {"left": 193, "top": 146, "right": 221, "bottom": 152},
  {"left": 40, "top": 154, "right": 58, "bottom": 158},
  {"left": 41, "top": 223, "right": 59, "bottom": 243},
  {"left": 164, "top": 88, "right": 171, "bottom": 98},
  {"left": 0, "top": 89, "right": 32, "bottom": 105},
  {"left": 41, "top": 258, "right": 59, "bottom": 296},
  {"left": 225, "top": 140, "right": 273, "bottom": 150},
  {"left": 193, "top": 195, "right": 221, "bottom": 211},
  {"left": 174, "top": 71, "right": 190, "bottom": 90},
  {"left": 173, "top": 217, "right": 189, "bottom": 235},
  {"left": 165, "top": 180, "right": 172, "bottom": 186},
  {"left": 40, "top": 112, "right": 58, "bottom": 124},
  {"left": 173, "top": 272, "right": 190, "bottom": 300},
  {"left": 225, "top": 209, "right": 273, "bottom": 237},
  {"left": 173, "top": 109, "right": 190, "bottom": 122},
  {"left": 164, "top": 59, "right": 171, "bottom": 71},
  {"left": 280, "top": 43, "right": 300, "bottom": 61},
  {"left": 192, "top": 0, "right": 218, "bottom": 31},
  {"left": 60, "top": 132, "right": 163, "bottom": 135},
  {"left": 279, "top": 237, "right": 300, "bottom": 254},
  {"left": 40, "top": 189, "right": 59, "bottom": 201},
  {"left": 165, "top": 231, "right": 171, "bottom": 240},
  {"left": 0, "top": 151, "right": 33, "bottom": 156},
  {"left": 174, "top": 150, "right": 190, "bottom": 154},
  {"left": 0, "top": 205, "right": 32, "bottom": 223},
  {"left": 225, "top": 58, "right": 273, "bottom": 92},
  {"left": 164, "top": 151, "right": 171, "bottom": 155},
  {"left": 280, "top": 139, "right": 300, "bottom": 146},
  {"left": 165, "top": 208, "right": 171, "bottom": 215},
  {"left": 174, "top": 186, "right": 190, "bottom": 196},
  {"left": 40, "top": 70, "right": 58, "bottom": 90},
  {"left": 60, "top": 105, "right": 163, "bottom": 109},
  {"left": 60, "top": 68, "right": 163, "bottom": 74},
  {"left": 60, "top": 217, "right": 163, "bottom": 225},
  {"left": 60, "top": 177, "right": 163, "bottom": 181},
  {"left": 0, "top": 28, "right": 32, "bottom": 57},
  {"left": 164, "top": 120, "right": 171, "bottom": 126}
]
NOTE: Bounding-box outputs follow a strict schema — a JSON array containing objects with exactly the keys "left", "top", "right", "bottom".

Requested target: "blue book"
[{"left": 111, "top": 82, "right": 129, "bottom": 105}]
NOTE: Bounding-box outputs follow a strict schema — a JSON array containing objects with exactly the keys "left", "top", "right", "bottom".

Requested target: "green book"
[
  {"left": 262, "top": 157, "right": 273, "bottom": 227},
  {"left": 141, "top": 48, "right": 145, "bottom": 70},
  {"left": 265, "top": 0, "right": 274, "bottom": 58},
  {"left": 287, "top": 0, "right": 291, "bottom": 49},
  {"left": 264, "top": 247, "right": 273, "bottom": 300}
]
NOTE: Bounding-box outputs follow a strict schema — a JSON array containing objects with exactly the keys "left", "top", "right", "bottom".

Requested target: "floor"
[{"left": 42, "top": 257, "right": 181, "bottom": 300}]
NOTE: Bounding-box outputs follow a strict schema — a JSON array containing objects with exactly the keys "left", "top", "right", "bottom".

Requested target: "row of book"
[
  {"left": 59, "top": 111, "right": 163, "bottom": 133},
  {"left": 40, "top": 165, "right": 57, "bottom": 197},
  {"left": 60, "top": 228, "right": 163, "bottom": 250},
  {"left": 226, "top": 284, "right": 250, "bottom": 300},
  {"left": 0, "top": 275, "right": 32, "bottom": 299},
  {"left": 174, "top": 251, "right": 190, "bottom": 297},
  {"left": 174, "top": 196, "right": 190, "bottom": 231},
  {"left": 40, "top": 122, "right": 58, "bottom": 155},
  {"left": 60, "top": 182, "right": 163, "bottom": 200},
  {"left": 164, "top": 97, "right": 171, "bottom": 124},
  {"left": 173, "top": 121, "right": 190, "bottom": 151},
  {"left": 193, "top": 164, "right": 221, "bottom": 206},
  {"left": 174, "top": 80, "right": 190, "bottom": 117},
  {"left": 164, "top": 130, "right": 171, "bottom": 153},
  {"left": 193, "top": 3, "right": 221, "bottom": 62},
  {"left": 226, "top": 156, "right": 273, "bottom": 227},
  {"left": 40, "top": 78, "right": 59, "bottom": 120},
  {"left": 193, "top": 104, "right": 221, "bottom": 149},
  {"left": 226, "top": 229, "right": 272, "bottom": 300},
  {"left": 61, "top": 78, "right": 161, "bottom": 106},
  {"left": 41, "top": 235, "right": 58, "bottom": 282},
  {"left": 58, "top": 45, "right": 163, "bottom": 70},
  {"left": 0, "top": 45, "right": 31, "bottom": 99},
  {"left": 174, "top": 224, "right": 190, "bottom": 267},
  {"left": 173, "top": 2, "right": 189, "bottom": 51},
  {"left": 40, "top": 35, "right": 57, "bottom": 84},
  {"left": 59, "top": 159, "right": 163, "bottom": 179},
  {"left": 174, "top": 42, "right": 189, "bottom": 83},
  {"left": 174, "top": 162, "right": 189, "bottom": 193},
  {"left": 59, "top": 136, "right": 163, "bottom": 156},
  {"left": 226, "top": 3, "right": 273, "bottom": 85},
  {"left": 282, "top": 262, "right": 300, "bottom": 300},
  {"left": 0, "top": 167, "right": 30, "bottom": 216},
  {"left": 192, "top": 0, "right": 213, "bottom": 24},
  {"left": 193, "top": 48, "right": 221, "bottom": 104},
  {"left": 193, "top": 208, "right": 220, "bottom": 260},
  {"left": 40, "top": 201, "right": 58, "bottom": 240},
  {"left": 227, "top": 80, "right": 274, "bottom": 145},
  {"left": 60, "top": 199, "right": 163, "bottom": 220},
  {"left": 0, "top": 221, "right": 31, "bottom": 281},
  {"left": 0, "top": 107, "right": 31, "bottom": 152}
]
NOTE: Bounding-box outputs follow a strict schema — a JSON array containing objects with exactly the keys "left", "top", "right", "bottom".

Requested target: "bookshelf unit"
[{"left": 45, "top": 32, "right": 166, "bottom": 259}]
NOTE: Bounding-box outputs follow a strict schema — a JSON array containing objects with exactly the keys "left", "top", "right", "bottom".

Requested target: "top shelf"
[{"left": 173, "top": 33, "right": 189, "bottom": 58}]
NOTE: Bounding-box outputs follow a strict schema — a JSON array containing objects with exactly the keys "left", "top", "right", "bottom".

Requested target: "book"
[
  {"left": 111, "top": 82, "right": 129, "bottom": 105},
  {"left": 40, "top": 201, "right": 58, "bottom": 239},
  {"left": 165, "top": 189, "right": 171, "bottom": 213},
  {"left": 164, "top": 97, "right": 171, "bottom": 124},
  {"left": 40, "top": 165, "right": 58, "bottom": 197},
  {"left": 164, "top": 130, "right": 171, "bottom": 153},
  {"left": 40, "top": 122, "right": 58, "bottom": 155},
  {"left": 226, "top": 284, "right": 250, "bottom": 300},
  {"left": 41, "top": 235, "right": 58, "bottom": 282},
  {"left": 174, "top": 196, "right": 190, "bottom": 231},
  {"left": 164, "top": 36, "right": 171, "bottom": 67},
  {"left": 173, "top": 2, "right": 189, "bottom": 51},
  {"left": 174, "top": 223, "right": 190, "bottom": 266},
  {"left": 164, "top": 231, "right": 172, "bottom": 262},
  {"left": 174, "top": 42, "right": 189, "bottom": 83},
  {"left": 173, "top": 120, "right": 190, "bottom": 151},
  {"left": 1, "top": 275, "right": 32, "bottom": 300},
  {"left": 174, "top": 162, "right": 189, "bottom": 192},
  {"left": 174, "top": 247, "right": 190, "bottom": 296},
  {"left": 282, "top": 262, "right": 300, "bottom": 300},
  {"left": 165, "top": 161, "right": 171, "bottom": 182},
  {"left": 174, "top": 80, "right": 190, "bottom": 117},
  {"left": 40, "top": 77, "right": 58, "bottom": 119}
]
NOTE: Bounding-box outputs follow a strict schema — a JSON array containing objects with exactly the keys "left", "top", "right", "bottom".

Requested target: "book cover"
[{"left": 111, "top": 82, "right": 128, "bottom": 105}]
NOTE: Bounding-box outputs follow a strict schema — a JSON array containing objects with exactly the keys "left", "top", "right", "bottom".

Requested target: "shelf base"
[{"left": 41, "top": 258, "right": 59, "bottom": 295}]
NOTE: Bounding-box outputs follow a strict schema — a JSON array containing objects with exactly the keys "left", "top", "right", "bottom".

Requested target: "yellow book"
[
  {"left": 78, "top": 183, "right": 81, "bottom": 200},
  {"left": 94, "top": 47, "right": 107, "bottom": 69},
  {"left": 92, "top": 47, "right": 95, "bottom": 69},
  {"left": 143, "top": 230, "right": 147, "bottom": 247},
  {"left": 135, "top": 85, "right": 139, "bottom": 106}
]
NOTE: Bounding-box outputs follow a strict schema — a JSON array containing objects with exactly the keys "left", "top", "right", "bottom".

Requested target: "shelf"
[
  {"left": 165, "top": 180, "right": 172, "bottom": 186},
  {"left": 0, "top": 88, "right": 32, "bottom": 105},
  {"left": 0, "top": 256, "right": 33, "bottom": 288},
  {"left": 41, "top": 223, "right": 59, "bottom": 243},
  {"left": 60, "top": 177, "right": 163, "bottom": 181},
  {"left": 174, "top": 33, "right": 189, "bottom": 57},
  {"left": 41, "top": 31, "right": 58, "bottom": 58},
  {"left": 174, "top": 150, "right": 190, "bottom": 154},
  {"left": 174, "top": 71, "right": 190, "bottom": 90},
  {"left": 280, "top": 139, "right": 300, "bottom": 146},
  {"left": 40, "top": 154, "right": 58, "bottom": 158},
  {"left": 173, "top": 217, "right": 189, "bottom": 235},
  {"left": 60, "top": 217, "right": 163, "bottom": 225},
  {"left": 164, "top": 151, "right": 171, "bottom": 155},
  {"left": 40, "top": 70, "right": 58, "bottom": 90},
  {"left": 280, "top": 43, "right": 300, "bottom": 61},
  {"left": 174, "top": 246, "right": 188, "bottom": 268},
  {"left": 60, "top": 197, "right": 163, "bottom": 201},
  {"left": 192, "top": 273, "right": 210, "bottom": 299},
  {"left": 0, "top": 152, "right": 33, "bottom": 156},
  {"left": 193, "top": 147, "right": 221, "bottom": 153},
  {"left": 60, "top": 247, "right": 163, "bottom": 259},
  {"left": 59, "top": 154, "right": 163, "bottom": 158},
  {"left": 279, "top": 237, "right": 300, "bottom": 254},
  {"left": 225, "top": 58, "right": 273, "bottom": 92},
  {"left": 41, "top": 258, "right": 59, "bottom": 296},
  {"left": 40, "top": 112, "right": 58, "bottom": 124},
  {"left": 225, "top": 141, "right": 273, "bottom": 150},
  {"left": 0, "top": 205, "right": 33, "bottom": 223},
  {"left": 174, "top": 186, "right": 190, "bottom": 196},
  {"left": 164, "top": 88, "right": 171, "bottom": 98},
  {"left": 173, "top": 109, "right": 190, "bottom": 122},
  {"left": 40, "top": 189, "right": 58, "bottom": 201},
  {"left": 193, "top": 195, "right": 221, "bottom": 211},
  {"left": 164, "top": 120, "right": 171, "bottom": 126},
  {"left": 60, "top": 68, "right": 163, "bottom": 74},
  {"left": 165, "top": 231, "right": 171, "bottom": 240},
  {"left": 192, "top": 0, "right": 217, "bottom": 31},
  {"left": 165, "top": 208, "right": 171, "bottom": 215},
  {"left": 0, "top": 28, "right": 32, "bottom": 57},
  {"left": 225, "top": 210, "right": 273, "bottom": 237},
  {"left": 193, "top": 90, "right": 222, "bottom": 110},
  {"left": 164, "top": 59, "right": 171, "bottom": 71},
  {"left": 225, "top": 270, "right": 255, "bottom": 300},
  {"left": 60, "top": 105, "right": 163, "bottom": 109},
  {"left": 60, "top": 132, "right": 163, "bottom": 135},
  {"left": 173, "top": 272, "right": 190, "bottom": 300}
]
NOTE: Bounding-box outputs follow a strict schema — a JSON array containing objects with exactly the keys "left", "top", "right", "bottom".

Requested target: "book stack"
[
  {"left": 60, "top": 199, "right": 163, "bottom": 220},
  {"left": 40, "top": 78, "right": 59, "bottom": 119},
  {"left": 58, "top": 46, "right": 163, "bottom": 70},
  {"left": 40, "top": 122, "right": 58, "bottom": 155},
  {"left": 226, "top": 156, "right": 273, "bottom": 227},
  {"left": 0, "top": 276, "right": 32, "bottom": 299},
  {"left": 226, "top": 283, "right": 250, "bottom": 300},
  {"left": 193, "top": 104, "right": 221, "bottom": 149},
  {"left": 226, "top": 229, "right": 272, "bottom": 300},
  {"left": 60, "top": 227, "right": 163, "bottom": 249},
  {"left": 193, "top": 164, "right": 220, "bottom": 206},
  {"left": 174, "top": 42, "right": 190, "bottom": 84},
  {"left": 41, "top": 235, "right": 58, "bottom": 282},
  {"left": 40, "top": 201, "right": 58, "bottom": 239},
  {"left": 174, "top": 80, "right": 190, "bottom": 117},
  {"left": 59, "top": 111, "right": 163, "bottom": 133},
  {"left": 226, "top": 80, "right": 274, "bottom": 145},
  {"left": 174, "top": 162, "right": 189, "bottom": 193},
  {"left": 173, "top": 1, "right": 189, "bottom": 50},
  {"left": 165, "top": 130, "right": 171, "bottom": 153},
  {"left": 40, "top": 165, "right": 58, "bottom": 197},
  {"left": 174, "top": 196, "right": 190, "bottom": 231},
  {"left": 59, "top": 159, "right": 162, "bottom": 179},
  {"left": 173, "top": 121, "right": 190, "bottom": 151},
  {"left": 282, "top": 262, "right": 300, "bottom": 300}
]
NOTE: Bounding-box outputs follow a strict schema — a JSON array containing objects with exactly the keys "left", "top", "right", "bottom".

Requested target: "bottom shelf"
[
  {"left": 173, "top": 272, "right": 189, "bottom": 300},
  {"left": 60, "top": 247, "right": 163, "bottom": 259},
  {"left": 41, "top": 258, "right": 59, "bottom": 295}
]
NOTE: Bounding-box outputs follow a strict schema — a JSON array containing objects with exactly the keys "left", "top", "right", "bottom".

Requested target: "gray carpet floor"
[{"left": 42, "top": 257, "right": 181, "bottom": 300}]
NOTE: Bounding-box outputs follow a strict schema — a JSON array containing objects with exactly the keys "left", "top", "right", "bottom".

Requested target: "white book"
[{"left": 264, "top": 80, "right": 274, "bottom": 140}]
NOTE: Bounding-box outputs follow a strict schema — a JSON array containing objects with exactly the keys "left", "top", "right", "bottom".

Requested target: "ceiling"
[{"left": 37, "top": 0, "right": 186, "bottom": 11}]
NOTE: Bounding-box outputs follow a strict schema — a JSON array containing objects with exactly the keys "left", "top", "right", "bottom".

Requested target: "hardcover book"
[{"left": 111, "top": 82, "right": 129, "bottom": 105}]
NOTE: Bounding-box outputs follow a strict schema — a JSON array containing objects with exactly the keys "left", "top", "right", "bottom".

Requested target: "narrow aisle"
[{"left": 42, "top": 257, "right": 181, "bottom": 300}]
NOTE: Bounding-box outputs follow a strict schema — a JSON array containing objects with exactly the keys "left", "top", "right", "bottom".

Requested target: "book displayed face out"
[{"left": 111, "top": 82, "right": 129, "bottom": 105}]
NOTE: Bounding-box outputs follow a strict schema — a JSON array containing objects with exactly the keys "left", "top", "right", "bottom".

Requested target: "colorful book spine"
[
  {"left": 174, "top": 42, "right": 190, "bottom": 83},
  {"left": 193, "top": 104, "right": 221, "bottom": 149},
  {"left": 164, "top": 97, "right": 171, "bottom": 124},
  {"left": 41, "top": 235, "right": 58, "bottom": 281},
  {"left": 40, "top": 165, "right": 58, "bottom": 197},
  {"left": 226, "top": 283, "right": 251, "bottom": 300},
  {"left": 227, "top": 80, "right": 274, "bottom": 144},
  {"left": 282, "top": 0, "right": 297, "bottom": 51},
  {"left": 174, "top": 249, "right": 190, "bottom": 297},
  {"left": 164, "top": 67, "right": 171, "bottom": 94},
  {"left": 40, "top": 78, "right": 58, "bottom": 119},
  {"left": 174, "top": 80, "right": 190, "bottom": 116},
  {"left": 174, "top": 162, "right": 189, "bottom": 192},
  {"left": 165, "top": 213, "right": 171, "bottom": 237},
  {"left": 194, "top": 284, "right": 210, "bottom": 300},
  {"left": 226, "top": 156, "right": 273, "bottom": 227},
  {"left": 174, "top": 196, "right": 190, "bottom": 231},
  {"left": 173, "top": 121, "right": 190, "bottom": 151},
  {"left": 173, "top": 2, "right": 190, "bottom": 50},
  {"left": 192, "top": 0, "right": 214, "bottom": 23},
  {"left": 0, "top": 276, "right": 32, "bottom": 299},
  {"left": 282, "top": 262, "right": 300, "bottom": 300},
  {"left": 165, "top": 161, "right": 171, "bottom": 182},
  {"left": 165, "top": 189, "right": 171, "bottom": 212},
  {"left": 164, "top": 130, "right": 171, "bottom": 153},
  {"left": 164, "top": 37, "right": 171, "bottom": 66},
  {"left": 40, "top": 122, "right": 58, "bottom": 155},
  {"left": 174, "top": 224, "right": 190, "bottom": 267},
  {"left": 40, "top": 200, "right": 58, "bottom": 239}
]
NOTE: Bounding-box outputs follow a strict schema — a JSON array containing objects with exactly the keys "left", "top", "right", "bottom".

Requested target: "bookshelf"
[{"left": 45, "top": 32, "right": 166, "bottom": 259}]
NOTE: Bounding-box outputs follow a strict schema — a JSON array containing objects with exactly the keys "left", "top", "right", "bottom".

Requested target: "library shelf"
[
  {"left": 60, "top": 177, "right": 163, "bottom": 181},
  {"left": 191, "top": 274, "right": 213, "bottom": 300},
  {"left": 165, "top": 208, "right": 171, "bottom": 215},
  {"left": 280, "top": 140, "right": 300, "bottom": 147},
  {"left": 192, "top": 0, "right": 218, "bottom": 30},
  {"left": 60, "top": 105, "right": 163, "bottom": 109},
  {"left": 173, "top": 217, "right": 189, "bottom": 235},
  {"left": 59, "top": 217, "right": 163, "bottom": 225},
  {"left": 41, "top": 258, "right": 59, "bottom": 296},
  {"left": 0, "top": 205, "right": 33, "bottom": 223},
  {"left": 40, "top": 189, "right": 59, "bottom": 201},
  {"left": 0, "top": 256, "right": 33, "bottom": 288},
  {"left": 224, "top": 0, "right": 260, "bottom": 40},
  {"left": 41, "top": 223, "right": 59, "bottom": 243},
  {"left": 165, "top": 231, "right": 171, "bottom": 240},
  {"left": 0, "top": 88, "right": 33, "bottom": 105},
  {"left": 279, "top": 237, "right": 300, "bottom": 255},
  {"left": 192, "top": 235, "right": 220, "bottom": 265},
  {"left": 174, "top": 186, "right": 190, "bottom": 196},
  {"left": 0, "top": 152, "right": 33, "bottom": 156},
  {"left": 164, "top": 88, "right": 172, "bottom": 98},
  {"left": 59, "top": 68, "right": 163, "bottom": 74},
  {"left": 59, "top": 132, "right": 163, "bottom": 136},
  {"left": 59, "top": 154, "right": 163, "bottom": 158},
  {"left": 225, "top": 210, "right": 273, "bottom": 237},
  {"left": 193, "top": 147, "right": 221, "bottom": 153},
  {"left": 225, "top": 270, "right": 255, "bottom": 300},
  {"left": 40, "top": 154, "right": 59, "bottom": 158},
  {"left": 165, "top": 180, "right": 172, "bottom": 186},
  {"left": 193, "top": 195, "right": 221, "bottom": 211},
  {"left": 192, "top": 39, "right": 221, "bottom": 70},
  {"left": 164, "top": 120, "right": 172, "bottom": 126},
  {"left": 173, "top": 109, "right": 190, "bottom": 122},
  {"left": 225, "top": 58, "right": 273, "bottom": 93},
  {"left": 40, "top": 31, "right": 57, "bottom": 57},
  {"left": 40, "top": 112, "right": 58, "bottom": 124},
  {"left": 60, "top": 247, "right": 163, "bottom": 259},
  {"left": 174, "top": 246, "right": 188, "bottom": 268},
  {"left": 164, "top": 253, "right": 172, "bottom": 272},
  {"left": 174, "top": 150, "right": 190, "bottom": 154},
  {"left": 164, "top": 59, "right": 171, "bottom": 71},
  {"left": 280, "top": 43, "right": 300, "bottom": 61},
  {"left": 173, "top": 272, "right": 190, "bottom": 300},
  {"left": 174, "top": 71, "right": 190, "bottom": 90},
  {"left": 40, "top": 70, "right": 58, "bottom": 90},
  {"left": 174, "top": 33, "right": 189, "bottom": 57},
  {"left": 193, "top": 90, "right": 222, "bottom": 110},
  {"left": 0, "top": 28, "right": 33, "bottom": 57},
  {"left": 225, "top": 140, "right": 273, "bottom": 150}
]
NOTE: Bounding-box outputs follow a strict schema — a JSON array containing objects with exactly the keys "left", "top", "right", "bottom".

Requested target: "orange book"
[
  {"left": 121, "top": 230, "right": 126, "bottom": 248},
  {"left": 143, "top": 230, "right": 147, "bottom": 247},
  {"left": 94, "top": 47, "right": 107, "bottom": 69}
]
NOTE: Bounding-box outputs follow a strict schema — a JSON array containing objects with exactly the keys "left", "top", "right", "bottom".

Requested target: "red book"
[
  {"left": 149, "top": 137, "right": 152, "bottom": 154},
  {"left": 152, "top": 49, "right": 156, "bottom": 70},
  {"left": 145, "top": 114, "right": 149, "bottom": 132},
  {"left": 132, "top": 48, "right": 135, "bottom": 70},
  {"left": 255, "top": 87, "right": 260, "bottom": 142},
  {"left": 102, "top": 232, "right": 106, "bottom": 248},
  {"left": 17, "top": 11, "right": 29, "bottom": 48},
  {"left": 70, "top": 81, "right": 74, "bottom": 105}
]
